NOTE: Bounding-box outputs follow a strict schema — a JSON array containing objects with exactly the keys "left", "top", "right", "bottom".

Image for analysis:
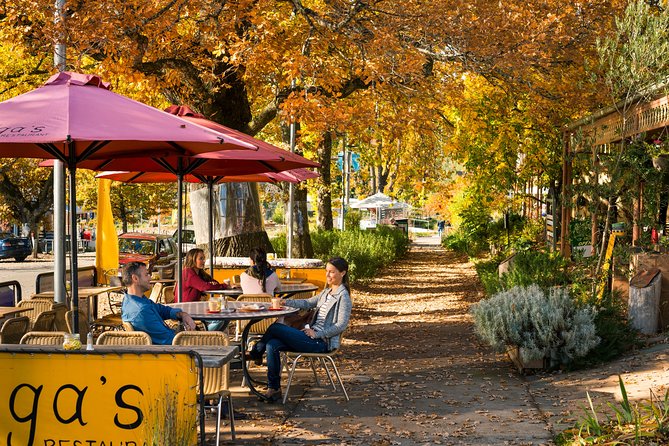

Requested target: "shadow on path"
[
  {"left": 223, "top": 241, "right": 669, "bottom": 446},
  {"left": 225, "top": 242, "right": 556, "bottom": 445}
]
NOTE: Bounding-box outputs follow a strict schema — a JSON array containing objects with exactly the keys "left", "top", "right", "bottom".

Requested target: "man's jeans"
[{"left": 256, "top": 323, "right": 328, "bottom": 390}]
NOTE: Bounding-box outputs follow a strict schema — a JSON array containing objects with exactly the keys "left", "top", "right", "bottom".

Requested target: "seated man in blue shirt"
[{"left": 121, "top": 261, "right": 196, "bottom": 344}]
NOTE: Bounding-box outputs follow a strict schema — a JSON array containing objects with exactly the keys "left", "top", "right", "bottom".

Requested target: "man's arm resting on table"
[{"left": 175, "top": 311, "right": 196, "bottom": 330}]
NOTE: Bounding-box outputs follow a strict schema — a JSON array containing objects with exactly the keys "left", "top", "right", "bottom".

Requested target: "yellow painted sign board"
[{"left": 0, "top": 352, "right": 198, "bottom": 446}]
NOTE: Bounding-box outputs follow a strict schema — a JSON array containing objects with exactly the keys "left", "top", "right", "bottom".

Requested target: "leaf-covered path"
[
  {"left": 224, "top": 239, "right": 669, "bottom": 445},
  {"left": 228, "top": 241, "right": 553, "bottom": 445}
]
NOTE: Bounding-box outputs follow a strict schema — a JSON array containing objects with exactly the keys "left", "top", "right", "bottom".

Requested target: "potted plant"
[{"left": 471, "top": 285, "right": 600, "bottom": 373}]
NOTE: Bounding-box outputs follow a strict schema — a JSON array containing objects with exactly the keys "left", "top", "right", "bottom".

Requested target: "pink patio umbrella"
[
  {"left": 36, "top": 92, "right": 319, "bottom": 302},
  {"left": 163, "top": 105, "right": 321, "bottom": 285},
  {"left": 165, "top": 105, "right": 315, "bottom": 166},
  {"left": 0, "top": 71, "right": 258, "bottom": 323},
  {"left": 95, "top": 168, "right": 319, "bottom": 185},
  {"left": 95, "top": 167, "right": 320, "bottom": 279},
  {"left": 40, "top": 148, "right": 318, "bottom": 299}
]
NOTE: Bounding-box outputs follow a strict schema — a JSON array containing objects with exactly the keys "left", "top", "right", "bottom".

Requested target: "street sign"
[{"left": 337, "top": 152, "right": 360, "bottom": 172}]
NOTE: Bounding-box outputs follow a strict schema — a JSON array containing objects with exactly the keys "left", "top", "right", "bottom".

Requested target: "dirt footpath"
[{"left": 221, "top": 240, "right": 669, "bottom": 445}]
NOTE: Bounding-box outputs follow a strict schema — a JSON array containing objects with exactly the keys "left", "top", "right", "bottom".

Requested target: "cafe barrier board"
[{"left": 0, "top": 351, "right": 198, "bottom": 446}]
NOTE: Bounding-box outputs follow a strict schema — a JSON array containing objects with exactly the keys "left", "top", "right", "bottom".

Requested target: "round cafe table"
[{"left": 168, "top": 300, "right": 298, "bottom": 402}]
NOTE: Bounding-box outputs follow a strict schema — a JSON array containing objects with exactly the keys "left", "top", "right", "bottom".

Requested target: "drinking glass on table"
[{"left": 208, "top": 297, "right": 222, "bottom": 312}]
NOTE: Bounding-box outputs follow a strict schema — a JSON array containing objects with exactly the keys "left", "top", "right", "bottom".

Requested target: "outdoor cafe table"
[
  {"left": 202, "top": 282, "right": 319, "bottom": 301},
  {"left": 168, "top": 300, "right": 298, "bottom": 402},
  {"left": 31, "top": 286, "right": 124, "bottom": 324}
]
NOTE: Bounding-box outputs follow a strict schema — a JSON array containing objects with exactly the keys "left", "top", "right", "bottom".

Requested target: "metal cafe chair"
[
  {"left": 234, "top": 294, "right": 275, "bottom": 342},
  {"left": 148, "top": 282, "right": 165, "bottom": 303},
  {"left": 18, "top": 299, "right": 53, "bottom": 328},
  {"left": 65, "top": 309, "right": 90, "bottom": 335},
  {"left": 52, "top": 302, "right": 69, "bottom": 332},
  {"left": 282, "top": 334, "right": 350, "bottom": 404},
  {"left": 162, "top": 285, "right": 175, "bottom": 304},
  {"left": 122, "top": 321, "right": 136, "bottom": 332}
]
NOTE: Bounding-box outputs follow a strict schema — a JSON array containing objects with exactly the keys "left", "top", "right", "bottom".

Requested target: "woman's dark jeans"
[{"left": 254, "top": 323, "right": 328, "bottom": 390}]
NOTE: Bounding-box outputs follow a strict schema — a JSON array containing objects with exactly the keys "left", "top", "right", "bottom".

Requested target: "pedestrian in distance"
[{"left": 437, "top": 219, "right": 446, "bottom": 238}]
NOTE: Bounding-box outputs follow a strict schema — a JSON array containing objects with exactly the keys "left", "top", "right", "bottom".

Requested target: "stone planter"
[{"left": 506, "top": 346, "right": 545, "bottom": 374}]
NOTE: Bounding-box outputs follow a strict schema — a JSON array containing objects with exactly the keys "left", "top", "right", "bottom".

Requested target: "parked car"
[
  {"left": 172, "top": 226, "right": 197, "bottom": 254},
  {"left": 0, "top": 232, "right": 32, "bottom": 262},
  {"left": 118, "top": 232, "right": 178, "bottom": 279}
]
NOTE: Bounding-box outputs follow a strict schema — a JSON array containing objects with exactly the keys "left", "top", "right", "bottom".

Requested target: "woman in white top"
[{"left": 240, "top": 247, "right": 281, "bottom": 295}]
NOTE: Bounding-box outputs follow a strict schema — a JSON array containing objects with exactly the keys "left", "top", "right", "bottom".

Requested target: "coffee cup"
[
  {"left": 208, "top": 298, "right": 221, "bottom": 312},
  {"left": 271, "top": 297, "right": 282, "bottom": 309}
]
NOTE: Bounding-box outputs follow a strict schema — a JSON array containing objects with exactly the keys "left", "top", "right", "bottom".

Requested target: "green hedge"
[
  {"left": 444, "top": 212, "right": 543, "bottom": 258},
  {"left": 478, "top": 250, "right": 570, "bottom": 295},
  {"left": 270, "top": 233, "right": 287, "bottom": 258},
  {"left": 270, "top": 226, "right": 410, "bottom": 283},
  {"left": 311, "top": 226, "right": 409, "bottom": 283}
]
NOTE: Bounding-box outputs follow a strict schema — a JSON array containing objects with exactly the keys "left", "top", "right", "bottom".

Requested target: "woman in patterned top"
[{"left": 247, "top": 257, "right": 352, "bottom": 402}]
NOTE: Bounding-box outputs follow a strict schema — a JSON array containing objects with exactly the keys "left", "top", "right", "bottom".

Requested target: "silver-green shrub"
[{"left": 471, "top": 284, "right": 600, "bottom": 365}]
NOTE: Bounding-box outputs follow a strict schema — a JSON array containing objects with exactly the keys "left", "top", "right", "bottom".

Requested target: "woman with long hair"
[
  {"left": 180, "top": 248, "right": 227, "bottom": 302},
  {"left": 240, "top": 247, "right": 281, "bottom": 295},
  {"left": 247, "top": 257, "right": 352, "bottom": 402}
]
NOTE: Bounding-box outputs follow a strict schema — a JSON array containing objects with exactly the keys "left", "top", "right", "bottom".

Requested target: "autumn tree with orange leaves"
[{"left": 0, "top": 0, "right": 626, "bottom": 241}]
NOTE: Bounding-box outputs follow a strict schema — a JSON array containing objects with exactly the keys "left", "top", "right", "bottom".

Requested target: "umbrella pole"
[
  {"left": 68, "top": 164, "right": 80, "bottom": 333},
  {"left": 176, "top": 165, "right": 183, "bottom": 303},
  {"left": 208, "top": 179, "right": 215, "bottom": 278}
]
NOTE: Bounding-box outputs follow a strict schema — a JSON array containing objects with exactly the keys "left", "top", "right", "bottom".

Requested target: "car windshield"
[
  {"left": 119, "top": 238, "right": 155, "bottom": 255},
  {"left": 174, "top": 230, "right": 195, "bottom": 244}
]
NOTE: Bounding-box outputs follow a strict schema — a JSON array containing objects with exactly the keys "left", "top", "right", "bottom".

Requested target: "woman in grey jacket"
[{"left": 248, "top": 257, "right": 352, "bottom": 402}]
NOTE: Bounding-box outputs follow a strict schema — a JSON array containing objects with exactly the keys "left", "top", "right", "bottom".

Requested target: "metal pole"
[
  {"left": 287, "top": 82, "right": 297, "bottom": 259},
  {"left": 53, "top": 0, "right": 66, "bottom": 305},
  {"left": 176, "top": 159, "right": 183, "bottom": 302},
  {"left": 340, "top": 136, "right": 347, "bottom": 230},
  {"left": 345, "top": 150, "right": 351, "bottom": 206},
  {"left": 68, "top": 163, "right": 79, "bottom": 330},
  {"left": 208, "top": 180, "right": 215, "bottom": 278}
]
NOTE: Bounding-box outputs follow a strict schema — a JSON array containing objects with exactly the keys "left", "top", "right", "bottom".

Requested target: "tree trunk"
[
  {"left": 317, "top": 131, "right": 333, "bottom": 230},
  {"left": 213, "top": 231, "right": 274, "bottom": 257},
  {"left": 377, "top": 165, "right": 390, "bottom": 193},
  {"left": 594, "top": 195, "right": 616, "bottom": 296},
  {"left": 291, "top": 184, "right": 314, "bottom": 258},
  {"left": 591, "top": 208, "right": 598, "bottom": 248},
  {"left": 189, "top": 183, "right": 273, "bottom": 257}
]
